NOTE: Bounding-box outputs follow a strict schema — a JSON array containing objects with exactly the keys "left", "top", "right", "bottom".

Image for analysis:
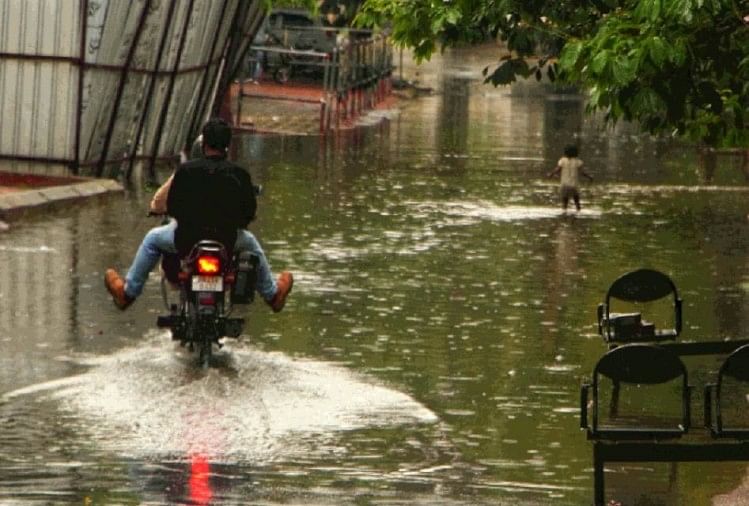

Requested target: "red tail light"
[{"left": 196, "top": 255, "right": 221, "bottom": 275}]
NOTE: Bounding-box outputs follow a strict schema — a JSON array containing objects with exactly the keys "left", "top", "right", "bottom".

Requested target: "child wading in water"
[{"left": 547, "top": 144, "right": 593, "bottom": 211}]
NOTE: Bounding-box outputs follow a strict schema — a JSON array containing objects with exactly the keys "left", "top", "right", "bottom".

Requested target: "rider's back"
[{"left": 167, "top": 156, "right": 256, "bottom": 256}]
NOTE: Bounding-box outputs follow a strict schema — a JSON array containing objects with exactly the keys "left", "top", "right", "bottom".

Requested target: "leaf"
[
  {"left": 485, "top": 58, "right": 531, "bottom": 86},
  {"left": 559, "top": 40, "right": 583, "bottom": 69},
  {"left": 547, "top": 65, "right": 557, "bottom": 82},
  {"left": 635, "top": 0, "right": 662, "bottom": 22},
  {"left": 612, "top": 56, "right": 636, "bottom": 85},
  {"left": 647, "top": 37, "right": 669, "bottom": 67},
  {"left": 445, "top": 9, "right": 461, "bottom": 25},
  {"left": 591, "top": 50, "right": 610, "bottom": 75}
]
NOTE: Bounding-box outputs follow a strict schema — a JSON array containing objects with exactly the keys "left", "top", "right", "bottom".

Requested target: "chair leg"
[{"left": 594, "top": 443, "right": 606, "bottom": 506}]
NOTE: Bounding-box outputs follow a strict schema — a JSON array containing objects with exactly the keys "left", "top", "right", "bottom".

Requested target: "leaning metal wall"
[{"left": 0, "top": 0, "right": 265, "bottom": 178}]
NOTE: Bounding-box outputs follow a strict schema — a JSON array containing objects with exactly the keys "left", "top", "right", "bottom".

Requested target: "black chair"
[
  {"left": 705, "top": 344, "right": 749, "bottom": 438},
  {"left": 597, "top": 269, "right": 682, "bottom": 343},
  {"left": 581, "top": 344, "right": 691, "bottom": 440}
]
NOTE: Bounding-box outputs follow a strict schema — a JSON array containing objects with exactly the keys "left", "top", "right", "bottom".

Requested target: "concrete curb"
[{"left": 0, "top": 176, "right": 124, "bottom": 221}]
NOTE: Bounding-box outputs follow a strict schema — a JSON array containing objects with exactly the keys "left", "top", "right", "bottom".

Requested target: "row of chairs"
[
  {"left": 580, "top": 342, "right": 749, "bottom": 439},
  {"left": 583, "top": 269, "right": 748, "bottom": 504}
]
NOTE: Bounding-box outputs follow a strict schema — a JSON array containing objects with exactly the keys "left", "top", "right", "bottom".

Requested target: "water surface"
[{"left": 0, "top": 46, "right": 748, "bottom": 505}]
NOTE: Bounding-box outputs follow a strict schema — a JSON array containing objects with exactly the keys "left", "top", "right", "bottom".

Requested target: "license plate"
[{"left": 192, "top": 275, "right": 223, "bottom": 292}]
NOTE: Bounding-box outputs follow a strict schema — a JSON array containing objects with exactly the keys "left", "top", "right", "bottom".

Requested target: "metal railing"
[{"left": 239, "top": 26, "right": 393, "bottom": 134}]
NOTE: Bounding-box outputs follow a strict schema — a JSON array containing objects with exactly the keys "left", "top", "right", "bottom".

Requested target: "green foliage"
[
  {"left": 560, "top": 0, "right": 749, "bottom": 147},
  {"left": 356, "top": 0, "right": 749, "bottom": 148}
]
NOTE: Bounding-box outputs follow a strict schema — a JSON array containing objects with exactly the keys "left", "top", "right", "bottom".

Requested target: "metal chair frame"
[
  {"left": 581, "top": 344, "right": 692, "bottom": 440},
  {"left": 704, "top": 343, "right": 749, "bottom": 438},
  {"left": 597, "top": 269, "right": 682, "bottom": 343}
]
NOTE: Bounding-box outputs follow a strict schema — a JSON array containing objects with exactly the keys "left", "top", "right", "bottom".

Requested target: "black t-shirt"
[{"left": 166, "top": 156, "right": 256, "bottom": 256}]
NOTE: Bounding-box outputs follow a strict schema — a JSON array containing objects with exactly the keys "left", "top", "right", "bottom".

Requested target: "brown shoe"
[
  {"left": 267, "top": 271, "right": 293, "bottom": 313},
  {"left": 104, "top": 269, "right": 134, "bottom": 310}
]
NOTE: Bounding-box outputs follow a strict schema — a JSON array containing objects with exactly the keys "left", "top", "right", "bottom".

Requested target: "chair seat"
[
  {"left": 605, "top": 329, "right": 678, "bottom": 343},
  {"left": 709, "top": 429, "right": 749, "bottom": 440},
  {"left": 588, "top": 428, "right": 686, "bottom": 441}
]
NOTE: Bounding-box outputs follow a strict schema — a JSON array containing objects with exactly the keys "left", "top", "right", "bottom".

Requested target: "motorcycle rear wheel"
[{"left": 198, "top": 336, "right": 212, "bottom": 369}]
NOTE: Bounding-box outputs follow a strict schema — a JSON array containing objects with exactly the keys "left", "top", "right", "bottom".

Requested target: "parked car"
[
  {"left": 256, "top": 9, "right": 338, "bottom": 53},
  {"left": 252, "top": 9, "right": 342, "bottom": 83}
]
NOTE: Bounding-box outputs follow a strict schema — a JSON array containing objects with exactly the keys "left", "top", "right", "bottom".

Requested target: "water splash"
[{"left": 4, "top": 333, "right": 437, "bottom": 463}]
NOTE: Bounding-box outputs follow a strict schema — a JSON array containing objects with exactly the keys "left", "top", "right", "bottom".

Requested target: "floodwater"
[{"left": 1, "top": 46, "right": 749, "bottom": 505}]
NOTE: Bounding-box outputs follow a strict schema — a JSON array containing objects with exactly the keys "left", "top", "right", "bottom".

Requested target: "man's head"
[{"left": 201, "top": 118, "right": 232, "bottom": 154}]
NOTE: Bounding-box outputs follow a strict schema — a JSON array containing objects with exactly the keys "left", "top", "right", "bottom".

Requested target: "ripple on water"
[{"left": 407, "top": 200, "right": 602, "bottom": 223}]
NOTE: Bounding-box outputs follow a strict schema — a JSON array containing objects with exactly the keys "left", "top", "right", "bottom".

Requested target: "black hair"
[
  {"left": 563, "top": 144, "right": 579, "bottom": 158},
  {"left": 201, "top": 118, "right": 232, "bottom": 151}
]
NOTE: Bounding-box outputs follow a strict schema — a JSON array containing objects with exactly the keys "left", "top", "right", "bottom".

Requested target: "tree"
[
  {"left": 356, "top": 0, "right": 749, "bottom": 153},
  {"left": 561, "top": 0, "right": 749, "bottom": 150}
]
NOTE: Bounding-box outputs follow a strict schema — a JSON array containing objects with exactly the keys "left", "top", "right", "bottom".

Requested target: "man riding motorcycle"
[{"left": 104, "top": 118, "right": 293, "bottom": 312}]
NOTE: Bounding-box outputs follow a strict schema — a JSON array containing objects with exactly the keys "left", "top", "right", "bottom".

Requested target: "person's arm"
[
  {"left": 580, "top": 163, "right": 594, "bottom": 181},
  {"left": 149, "top": 173, "right": 174, "bottom": 214},
  {"left": 166, "top": 168, "right": 188, "bottom": 221},
  {"left": 547, "top": 164, "right": 561, "bottom": 178}
]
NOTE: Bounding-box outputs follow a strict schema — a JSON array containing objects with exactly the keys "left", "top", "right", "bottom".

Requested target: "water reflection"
[
  {"left": 187, "top": 454, "right": 212, "bottom": 505},
  {"left": 438, "top": 76, "right": 470, "bottom": 163}
]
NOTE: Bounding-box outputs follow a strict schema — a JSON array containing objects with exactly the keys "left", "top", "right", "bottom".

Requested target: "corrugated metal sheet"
[
  {"left": 0, "top": 0, "right": 79, "bottom": 166},
  {"left": 0, "top": 0, "right": 266, "bottom": 177}
]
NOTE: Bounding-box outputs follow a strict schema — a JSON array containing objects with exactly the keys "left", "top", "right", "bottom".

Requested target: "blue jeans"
[{"left": 124, "top": 220, "right": 277, "bottom": 300}]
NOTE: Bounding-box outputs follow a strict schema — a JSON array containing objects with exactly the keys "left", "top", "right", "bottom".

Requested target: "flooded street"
[{"left": 1, "top": 46, "right": 749, "bottom": 505}]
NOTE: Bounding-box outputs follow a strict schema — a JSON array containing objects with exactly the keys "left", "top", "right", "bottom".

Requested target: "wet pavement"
[{"left": 1, "top": 44, "right": 748, "bottom": 505}]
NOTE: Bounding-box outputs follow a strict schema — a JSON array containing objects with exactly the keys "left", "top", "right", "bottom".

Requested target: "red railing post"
[{"left": 319, "top": 99, "right": 327, "bottom": 135}]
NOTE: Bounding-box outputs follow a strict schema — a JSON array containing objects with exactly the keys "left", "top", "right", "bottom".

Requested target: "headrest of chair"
[
  {"left": 596, "top": 344, "right": 686, "bottom": 384},
  {"left": 607, "top": 269, "right": 678, "bottom": 302}
]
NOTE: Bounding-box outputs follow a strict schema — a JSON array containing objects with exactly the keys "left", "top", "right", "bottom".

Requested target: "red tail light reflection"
[
  {"left": 197, "top": 255, "right": 221, "bottom": 275},
  {"left": 188, "top": 454, "right": 213, "bottom": 505}
]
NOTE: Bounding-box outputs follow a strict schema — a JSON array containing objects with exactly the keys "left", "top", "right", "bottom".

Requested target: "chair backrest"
[
  {"left": 707, "top": 344, "right": 749, "bottom": 437},
  {"left": 606, "top": 269, "right": 678, "bottom": 303},
  {"left": 602, "top": 269, "right": 682, "bottom": 342},
  {"left": 592, "top": 344, "right": 690, "bottom": 436},
  {"left": 595, "top": 344, "right": 687, "bottom": 385}
]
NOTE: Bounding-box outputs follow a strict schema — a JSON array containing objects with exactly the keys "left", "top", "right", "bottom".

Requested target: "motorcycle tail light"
[{"left": 196, "top": 255, "right": 221, "bottom": 275}]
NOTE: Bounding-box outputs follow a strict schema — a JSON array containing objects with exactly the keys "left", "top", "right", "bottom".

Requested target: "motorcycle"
[{"left": 155, "top": 238, "right": 259, "bottom": 368}]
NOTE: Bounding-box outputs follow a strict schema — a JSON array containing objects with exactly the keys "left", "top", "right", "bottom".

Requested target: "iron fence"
[{"left": 240, "top": 26, "right": 393, "bottom": 135}]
